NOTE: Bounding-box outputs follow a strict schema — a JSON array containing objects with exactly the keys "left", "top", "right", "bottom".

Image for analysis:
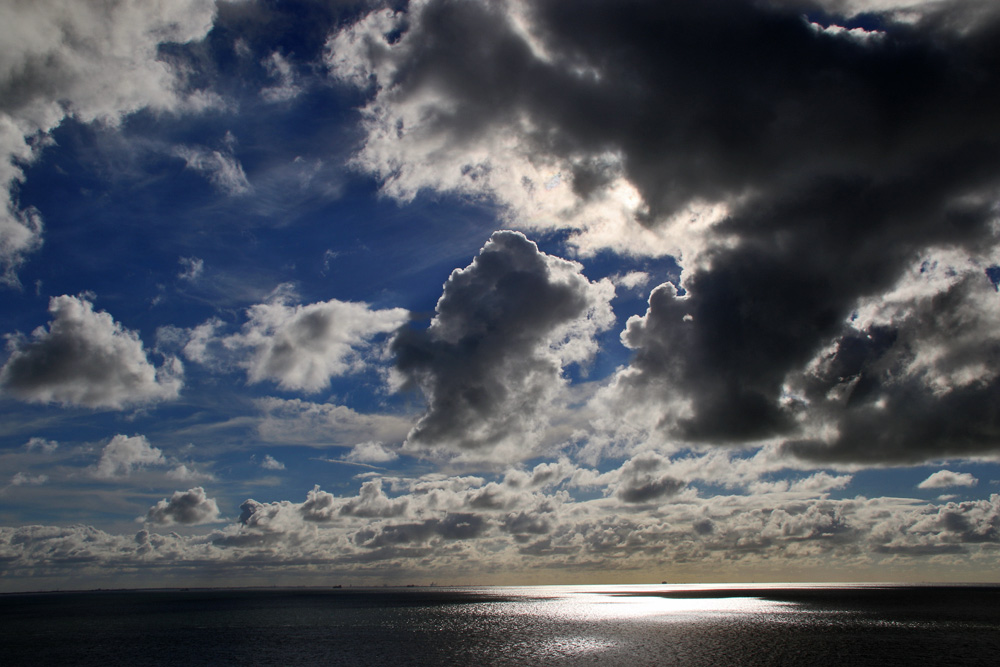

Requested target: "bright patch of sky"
[{"left": 3, "top": 0, "right": 1000, "bottom": 591}]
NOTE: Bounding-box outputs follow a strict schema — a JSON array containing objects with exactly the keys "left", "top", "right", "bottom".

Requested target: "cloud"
[
  {"left": 0, "top": 0, "right": 218, "bottom": 284},
  {"left": 330, "top": 0, "right": 1000, "bottom": 247},
  {"left": 878, "top": 494, "right": 1000, "bottom": 549},
  {"left": 168, "top": 318, "right": 222, "bottom": 367},
  {"left": 344, "top": 441, "right": 399, "bottom": 464},
  {"left": 178, "top": 256, "right": 204, "bottom": 282},
  {"left": 298, "top": 485, "right": 339, "bottom": 522},
  {"left": 0, "top": 295, "right": 182, "bottom": 409},
  {"left": 166, "top": 464, "right": 214, "bottom": 482},
  {"left": 173, "top": 139, "right": 252, "bottom": 196},
  {"left": 144, "top": 487, "right": 221, "bottom": 525},
  {"left": 391, "top": 230, "right": 614, "bottom": 455},
  {"left": 611, "top": 271, "right": 651, "bottom": 292},
  {"left": 5, "top": 468, "right": 1000, "bottom": 581},
  {"left": 338, "top": 479, "right": 408, "bottom": 519},
  {"left": 188, "top": 292, "right": 408, "bottom": 393},
  {"left": 784, "top": 253, "right": 1000, "bottom": 463},
  {"left": 354, "top": 513, "right": 488, "bottom": 548},
  {"left": 255, "top": 397, "right": 413, "bottom": 447},
  {"left": 329, "top": 0, "right": 1000, "bottom": 465},
  {"left": 325, "top": 1, "right": 678, "bottom": 258},
  {"left": 504, "top": 459, "right": 575, "bottom": 490},
  {"left": 296, "top": 481, "right": 410, "bottom": 523},
  {"left": 501, "top": 511, "right": 550, "bottom": 538},
  {"left": 9, "top": 0, "right": 1000, "bottom": 589},
  {"left": 613, "top": 453, "right": 685, "bottom": 504},
  {"left": 260, "top": 51, "right": 301, "bottom": 102},
  {"left": 919, "top": 470, "right": 979, "bottom": 489},
  {"left": 260, "top": 454, "right": 285, "bottom": 471},
  {"left": 795, "top": 0, "right": 1000, "bottom": 26},
  {"left": 24, "top": 437, "right": 58, "bottom": 454},
  {"left": 10, "top": 472, "right": 47, "bottom": 486},
  {"left": 94, "top": 434, "right": 165, "bottom": 479}
]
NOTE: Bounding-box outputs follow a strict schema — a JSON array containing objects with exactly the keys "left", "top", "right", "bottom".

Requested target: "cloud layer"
[{"left": 3, "top": 466, "right": 999, "bottom": 584}]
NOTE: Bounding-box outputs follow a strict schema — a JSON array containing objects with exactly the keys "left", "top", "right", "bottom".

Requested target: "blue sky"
[{"left": 3, "top": 0, "right": 1000, "bottom": 591}]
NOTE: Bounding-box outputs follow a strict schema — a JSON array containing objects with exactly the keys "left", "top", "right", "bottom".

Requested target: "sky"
[{"left": 3, "top": 0, "right": 1000, "bottom": 592}]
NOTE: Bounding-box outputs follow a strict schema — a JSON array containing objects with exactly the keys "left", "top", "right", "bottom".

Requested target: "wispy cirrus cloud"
[{"left": 172, "top": 134, "right": 252, "bottom": 197}]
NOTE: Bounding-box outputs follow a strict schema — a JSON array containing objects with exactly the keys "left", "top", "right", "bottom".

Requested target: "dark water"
[{"left": 2, "top": 584, "right": 999, "bottom": 665}]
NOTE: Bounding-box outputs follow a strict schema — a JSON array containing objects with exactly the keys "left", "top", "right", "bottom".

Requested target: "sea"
[{"left": 2, "top": 584, "right": 999, "bottom": 666}]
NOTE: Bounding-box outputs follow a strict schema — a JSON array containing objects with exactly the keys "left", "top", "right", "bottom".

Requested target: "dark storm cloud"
[
  {"left": 783, "top": 376, "right": 1000, "bottom": 463},
  {"left": 525, "top": 0, "right": 1000, "bottom": 218},
  {"left": 546, "top": 0, "right": 1000, "bottom": 451},
  {"left": 339, "top": 0, "right": 1000, "bottom": 462},
  {"left": 783, "top": 270, "right": 1000, "bottom": 463},
  {"left": 391, "top": 230, "right": 612, "bottom": 452},
  {"left": 367, "top": 0, "right": 1000, "bottom": 221}
]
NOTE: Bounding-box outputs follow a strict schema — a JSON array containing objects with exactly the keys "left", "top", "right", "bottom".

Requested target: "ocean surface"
[{"left": 2, "top": 584, "right": 999, "bottom": 665}]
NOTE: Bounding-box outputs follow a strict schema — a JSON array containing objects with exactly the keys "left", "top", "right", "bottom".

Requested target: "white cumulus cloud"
[
  {"left": 918, "top": 470, "right": 979, "bottom": 489},
  {"left": 344, "top": 441, "right": 399, "bottom": 464},
  {"left": 261, "top": 454, "right": 285, "bottom": 470},
  {"left": 95, "top": 434, "right": 166, "bottom": 479},
  {"left": 215, "top": 295, "right": 409, "bottom": 393}
]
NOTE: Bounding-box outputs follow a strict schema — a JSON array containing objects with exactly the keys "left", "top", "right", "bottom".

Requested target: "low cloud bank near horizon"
[{"left": 3, "top": 468, "right": 1000, "bottom": 586}]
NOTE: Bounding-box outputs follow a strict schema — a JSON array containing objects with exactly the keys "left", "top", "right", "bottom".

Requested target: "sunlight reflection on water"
[
  {"left": 423, "top": 585, "right": 800, "bottom": 663},
  {"left": 548, "top": 590, "right": 792, "bottom": 621},
  {"left": 468, "top": 584, "right": 795, "bottom": 620},
  {"left": 6, "top": 585, "right": 1000, "bottom": 666}
]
